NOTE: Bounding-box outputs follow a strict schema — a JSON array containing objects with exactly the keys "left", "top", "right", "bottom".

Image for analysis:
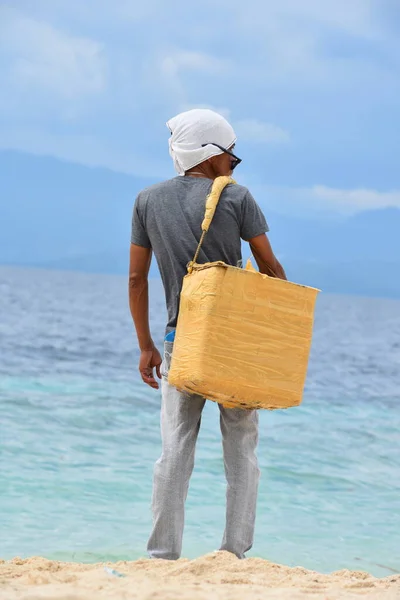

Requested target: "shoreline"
[{"left": 1, "top": 552, "right": 399, "bottom": 600}]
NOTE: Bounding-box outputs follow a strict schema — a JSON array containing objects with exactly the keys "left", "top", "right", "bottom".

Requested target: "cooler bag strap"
[{"left": 187, "top": 175, "right": 236, "bottom": 274}]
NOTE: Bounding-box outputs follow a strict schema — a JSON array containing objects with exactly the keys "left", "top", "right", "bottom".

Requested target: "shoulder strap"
[{"left": 187, "top": 176, "right": 236, "bottom": 274}]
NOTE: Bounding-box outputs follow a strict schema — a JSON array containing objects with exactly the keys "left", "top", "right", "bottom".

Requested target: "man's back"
[
  {"left": 131, "top": 176, "right": 268, "bottom": 331},
  {"left": 128, "top": 108, "right": 286, "bottom": 560}
]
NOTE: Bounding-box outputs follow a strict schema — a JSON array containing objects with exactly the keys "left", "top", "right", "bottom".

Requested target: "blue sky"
[{"left": 0, "top": 0, "right": 399, "bottom": 218}]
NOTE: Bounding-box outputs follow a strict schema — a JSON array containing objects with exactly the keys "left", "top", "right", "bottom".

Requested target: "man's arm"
[
  {"left": 249, "top": 233, "right": 287, "bottom": 280},
  {"left": 129, "top": 243, "right": 162, "bottom": 389}
]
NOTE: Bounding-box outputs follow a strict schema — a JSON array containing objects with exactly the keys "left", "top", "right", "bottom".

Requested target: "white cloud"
[
  {"left": 251, "top": 184, "right": 400, "bottom": 218},
  {"left": 253, "top": 0, "right": 377, "bottom": 38},
  {"left": 0, "top": 127, "right": 169, "bottom": 178},
  {"left": 0, "top": 0, "right": 398, "bottom": 191},
  {"left": 207, "top": 0, "right": 394, "bottom": 90},
  {"left": 161, "top": 51, "right": 229, "bottom": 75},
  {"left": 155, "top": 50, "right": 231, "bottom": 107},
  {"left": 234, "top": 119, "right": 290, "bottom": 144},
  {"left": 179, "top": 104, "right": 232, "bottom": 119},
  {"left": 14, "top": 0, "right": 163, "bottom": 26},
  {"left": 310, "top": 185, "right": 400, "bottom": 212},
  {"left": 0, "top": 7, "right": 107, "bottom": 100},
  {"left": 17, "top": 0, "right": 379, "bottom": 40}
]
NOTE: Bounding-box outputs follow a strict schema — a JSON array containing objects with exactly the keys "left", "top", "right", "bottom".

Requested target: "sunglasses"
[{"left": 201, "top": 143, "right": 242, "bottom": 171}]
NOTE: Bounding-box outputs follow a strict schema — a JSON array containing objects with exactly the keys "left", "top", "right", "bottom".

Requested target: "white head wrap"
[{"left": 166, "top": 108, "right": 237, "bottom": 175}]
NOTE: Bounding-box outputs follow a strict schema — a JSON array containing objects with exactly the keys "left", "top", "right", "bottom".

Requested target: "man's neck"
[
  {"left": 184, "top": 165, "right": 216, "bottom": 179},
  {"left": 184, "top": 171, "right": 212, "bottom": 179}
]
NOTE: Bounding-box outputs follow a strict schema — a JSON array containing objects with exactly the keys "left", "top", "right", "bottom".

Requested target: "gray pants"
[{"left": 147, "top": 342, "right": 260, "bottom": 560}]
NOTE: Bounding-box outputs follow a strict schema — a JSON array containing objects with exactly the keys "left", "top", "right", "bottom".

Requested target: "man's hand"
[
  {"left": 139, "top": 346, "right": 162, "bottom": 390},
  {"left": 249, "top": 233, "right": 287, "bottom": 280},
  {"left": 129, "top": 243, "right": 162, "bottom": 389}
]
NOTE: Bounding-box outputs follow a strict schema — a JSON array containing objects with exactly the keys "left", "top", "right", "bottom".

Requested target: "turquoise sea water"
[{"left": 1, "top": 266, "right": 399, "bottom": 577}]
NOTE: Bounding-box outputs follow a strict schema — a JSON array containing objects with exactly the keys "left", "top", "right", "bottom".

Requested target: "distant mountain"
[
  {"left": 0, "top": 150, "right": 154, "bottom": 264},
  {"left": 267, "top": 207, "right": 400, "bottom": 262},
  {"left": 1, "top": 150, "right": 399, "bottom": 298}
]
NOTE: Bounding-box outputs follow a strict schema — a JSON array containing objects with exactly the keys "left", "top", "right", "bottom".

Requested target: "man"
[{"left": 129, "top": 108, "right": 286, "bottom": 560}]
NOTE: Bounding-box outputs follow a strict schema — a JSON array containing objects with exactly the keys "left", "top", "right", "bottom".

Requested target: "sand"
[{"left": 1, "top": 552, "right": 399, "bottom": 600}]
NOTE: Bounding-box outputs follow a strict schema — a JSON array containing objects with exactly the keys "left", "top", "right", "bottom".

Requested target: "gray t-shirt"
[{"left": 131, "top": 176, "right": 268, "bottom": 332}]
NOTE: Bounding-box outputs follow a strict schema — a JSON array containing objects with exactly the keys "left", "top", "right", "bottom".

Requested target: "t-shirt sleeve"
[
  {"left": 240, "top": 190, "right": 269, "bottom": 241},
  {"left": 130, "top": 195, "right": 151, "bottom": 248}
]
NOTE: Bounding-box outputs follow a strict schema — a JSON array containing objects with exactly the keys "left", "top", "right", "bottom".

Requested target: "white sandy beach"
[{"left": 1, "top": 552, "right": 399, "bottom": 600}]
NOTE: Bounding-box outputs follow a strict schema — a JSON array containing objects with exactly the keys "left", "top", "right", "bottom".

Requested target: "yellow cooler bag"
[{"left": 168, "top": 176, "right": 320, "bottom": 410}]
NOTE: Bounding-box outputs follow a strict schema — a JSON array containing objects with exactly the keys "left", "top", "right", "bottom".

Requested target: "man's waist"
[{"left": 165, "top": 330, "right": 176, "bottom": 342}]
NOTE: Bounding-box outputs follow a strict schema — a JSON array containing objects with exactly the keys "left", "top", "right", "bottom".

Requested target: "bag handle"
[{"left": 187, "top": 176, "right": 236, "bottom": 273}]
